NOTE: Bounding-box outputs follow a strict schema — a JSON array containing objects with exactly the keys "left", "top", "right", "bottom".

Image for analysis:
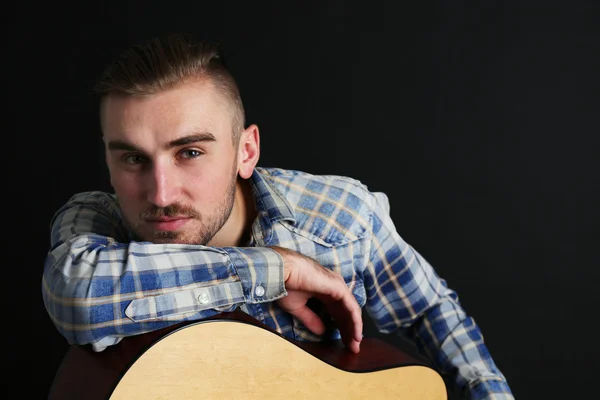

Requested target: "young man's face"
[{"left": 100, "top": 80, "right": 249, "bottom": 245}]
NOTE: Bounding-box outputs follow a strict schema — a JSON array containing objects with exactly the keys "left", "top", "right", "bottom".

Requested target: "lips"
[{"left": 145, "top": 217, "right": 191, "bottom": 231}]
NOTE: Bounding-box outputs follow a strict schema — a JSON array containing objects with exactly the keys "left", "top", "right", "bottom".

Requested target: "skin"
[
  {"left": 100, "top": 78, "right": 362, "bottom": 353},
  {"left": 101, "top": 78, "right": 257, "bottom": 247}
]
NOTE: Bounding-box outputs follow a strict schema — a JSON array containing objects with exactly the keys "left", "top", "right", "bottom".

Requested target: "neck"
[{"left": 207, "top": 178, "right": 257, "bottom": 248}]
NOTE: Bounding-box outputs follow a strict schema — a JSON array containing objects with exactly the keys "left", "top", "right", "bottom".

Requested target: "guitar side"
[{"left": 49, "top": 311, "right": 447, "bottom": 399}]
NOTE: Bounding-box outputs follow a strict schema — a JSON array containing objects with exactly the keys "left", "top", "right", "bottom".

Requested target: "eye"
[
  {"left": 122, "top": 153, "right": 147, "bottom": 165},
  {"left": 179, "top": 149, "right": 203, "bottom": 159}
]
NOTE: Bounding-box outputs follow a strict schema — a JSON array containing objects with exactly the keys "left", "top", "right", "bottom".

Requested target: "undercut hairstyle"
[{"left": 94, "top": 33, "right": 245, "bottom": 144}]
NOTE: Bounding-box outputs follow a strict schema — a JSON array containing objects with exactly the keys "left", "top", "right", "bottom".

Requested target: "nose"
[{"left": 145, "top": 160, "right": 181, "bottom": 207}]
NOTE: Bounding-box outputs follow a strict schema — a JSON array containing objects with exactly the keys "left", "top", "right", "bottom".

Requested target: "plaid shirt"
[{"left": 42, "top": 167, "right": 513, "bottom": 399}]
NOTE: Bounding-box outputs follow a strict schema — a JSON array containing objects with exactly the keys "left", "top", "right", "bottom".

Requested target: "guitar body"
[{"left": 49, "top": 311, "right": 447, "bottom": 399}]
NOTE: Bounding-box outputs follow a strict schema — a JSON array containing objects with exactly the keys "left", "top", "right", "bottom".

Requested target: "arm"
[
  {"left": 42, "top": 191, "right": 286, "bottom": 351},
  {"left": 363, "top": 193, "right": 514, "bottom": 400}
]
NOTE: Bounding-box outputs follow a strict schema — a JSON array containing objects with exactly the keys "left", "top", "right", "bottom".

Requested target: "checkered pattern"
[{"left": 42, "top": 167, "right": 513, "bottom": 399}]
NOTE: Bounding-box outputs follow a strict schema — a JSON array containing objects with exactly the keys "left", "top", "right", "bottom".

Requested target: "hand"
[{"left": 269, "top": 246, "right": 363, "bottom": 353}]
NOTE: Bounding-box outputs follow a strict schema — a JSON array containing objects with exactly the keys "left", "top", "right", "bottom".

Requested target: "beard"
[{"left": 128, "top": 170, "right": 238, "bottom": 246}]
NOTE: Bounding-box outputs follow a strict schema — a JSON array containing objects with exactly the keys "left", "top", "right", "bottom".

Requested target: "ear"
[{"left": 237, "top": 124, "right": 260, "bottom": 179}]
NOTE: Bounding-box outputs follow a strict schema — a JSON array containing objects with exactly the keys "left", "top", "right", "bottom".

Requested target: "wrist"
[{"left": 268, "top": 246, "right": 293, "bottom": 282}]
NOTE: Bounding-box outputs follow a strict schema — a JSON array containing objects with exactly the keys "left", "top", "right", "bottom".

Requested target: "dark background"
[{"left": 7, "top": 1, "right": 598, "bottom": 399}]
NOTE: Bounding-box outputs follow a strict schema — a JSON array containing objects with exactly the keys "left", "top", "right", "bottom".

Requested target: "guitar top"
[{"left": 49, "top": 311, "right": 447, "bottom": 399}]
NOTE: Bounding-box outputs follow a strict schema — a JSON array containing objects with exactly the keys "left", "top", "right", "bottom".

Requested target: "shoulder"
[
  {"left": 53, "top": 191, "right": 122, "bottom": 219},
  {"left": 64, "top": 191, "right": 118, "bottom": 203},
  {"left": 61, "top": 191, "right": 119, "bottom": 208},
  {"left": 257, "top": 167, "right": 381, "bottom": 245},
  {"left": 257, "top": 167, "right": 374, "bottom": 199}
]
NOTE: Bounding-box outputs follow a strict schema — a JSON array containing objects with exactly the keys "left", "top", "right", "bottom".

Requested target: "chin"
[
  {"left": 154, "top": 231, "right": 212, "bottom": 246},
  {"left": 152, "top": 231, "right": 187, "bottom": 244}
]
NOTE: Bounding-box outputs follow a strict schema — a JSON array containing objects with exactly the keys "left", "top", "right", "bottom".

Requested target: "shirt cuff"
[
  {"left": 225, "top": 247, "right": 287, "bottom": 303},
  {"left": 125, "top": 281, "right": 246, "bottom": 322}
]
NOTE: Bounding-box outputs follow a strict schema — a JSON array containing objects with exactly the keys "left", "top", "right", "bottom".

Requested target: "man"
[{"left": 42, "top": 33, "right": 514, "bottom": 399}]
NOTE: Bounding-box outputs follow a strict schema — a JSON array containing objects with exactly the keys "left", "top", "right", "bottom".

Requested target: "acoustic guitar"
[{"left": 49, "top": 311, "right": 447, "bottom": 399}]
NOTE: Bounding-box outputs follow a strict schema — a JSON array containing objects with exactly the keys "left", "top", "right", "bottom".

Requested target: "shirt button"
[
  {"left": 198, "top": 292, "right": 210, "bottom": 304},
  {"left": 255, "top": 285, "right": 265, "bottom": 297}
]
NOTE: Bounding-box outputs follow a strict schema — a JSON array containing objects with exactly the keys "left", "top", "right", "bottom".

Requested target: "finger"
[
  {"left": 344, "top": 293, "right": 363, "bottom": 341},
  {"left": 337, "top": 304, "right": 363, "bottom": 350},
  {"left": 333, "top": 284, "right": 363, "bottom": 342},
  {"left": 329, "top": 309, "right": 361, "bottom": 353},
  {"left": 349, "top": 339, "right": 361, "bottom": 354},
  {"left": 289, "top": 305, "right": 326, "bottom": 336},
  {"left": 320, "top": 290, "right": 363, "bottom": 351}
]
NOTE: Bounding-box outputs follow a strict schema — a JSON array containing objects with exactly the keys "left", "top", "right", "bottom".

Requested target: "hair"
[{"left": 93, "top": 33, "right": 245, "bottom": 144}]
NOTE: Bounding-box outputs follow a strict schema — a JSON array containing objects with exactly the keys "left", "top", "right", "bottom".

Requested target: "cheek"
[
  {"left": 186, "top": 161, "right": 235, "bottom": 203},
  {"left": 111, "top": 172, "right": 140, "bottom": 196},
  {"left": 110, "top": 173, "right": 145, "bottom": 211},
  {"left": 188, "top": 173, "right": 225, "bottom": 201}
]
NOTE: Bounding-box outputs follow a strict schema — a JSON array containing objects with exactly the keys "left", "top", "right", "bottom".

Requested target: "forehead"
[{"left": 100, "top": 80, "right": 233, "bottom": 144}]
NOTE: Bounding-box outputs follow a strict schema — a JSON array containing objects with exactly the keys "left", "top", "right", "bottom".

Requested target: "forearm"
[
  {"left": 42, "top": 192, "right": 286, "bottom": 351},
  {"left": 409, "top": 294, "right": 513, "bottom": 399},
  {"left": 367, "top": 245, "right": 512, "bottom": 398},
  {"left": 42, "top": 236, "right": 285, "bottom": 350},
  {"left": 365, "top": 193, "right": 513, "bottom": 399}
]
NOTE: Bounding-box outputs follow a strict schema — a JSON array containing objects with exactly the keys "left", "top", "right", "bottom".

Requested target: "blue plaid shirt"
[{"left": 42, "top": 167, "right": 513, "bottom": 399}]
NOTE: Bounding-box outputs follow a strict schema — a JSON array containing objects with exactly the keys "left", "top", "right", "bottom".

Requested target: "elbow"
[{"left": 42, "top": 251, "right": 96, "bottom": 346}]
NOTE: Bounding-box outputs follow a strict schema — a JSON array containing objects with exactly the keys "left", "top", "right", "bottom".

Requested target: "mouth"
[{"left": 145, "top": 216, "right": 192, "bottom": 231}]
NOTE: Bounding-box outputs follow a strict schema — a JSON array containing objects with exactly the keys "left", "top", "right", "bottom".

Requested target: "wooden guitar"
[{"left": 49, "top": 311, "right": 447, "bottom": 399}]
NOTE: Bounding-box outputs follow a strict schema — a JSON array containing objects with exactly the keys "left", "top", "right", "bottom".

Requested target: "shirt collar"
[{"left": 250, "top": 168, "right": 296, "bottom": 225}]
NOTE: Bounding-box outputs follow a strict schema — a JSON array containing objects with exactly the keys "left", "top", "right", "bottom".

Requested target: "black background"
[{"left": 7, "top": 1, "right": 598, "bottom": 399}]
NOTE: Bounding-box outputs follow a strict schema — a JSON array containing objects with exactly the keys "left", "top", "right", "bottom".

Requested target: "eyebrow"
[{"left": 107, "top": 132, "right": 217, "bottom": 152}]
